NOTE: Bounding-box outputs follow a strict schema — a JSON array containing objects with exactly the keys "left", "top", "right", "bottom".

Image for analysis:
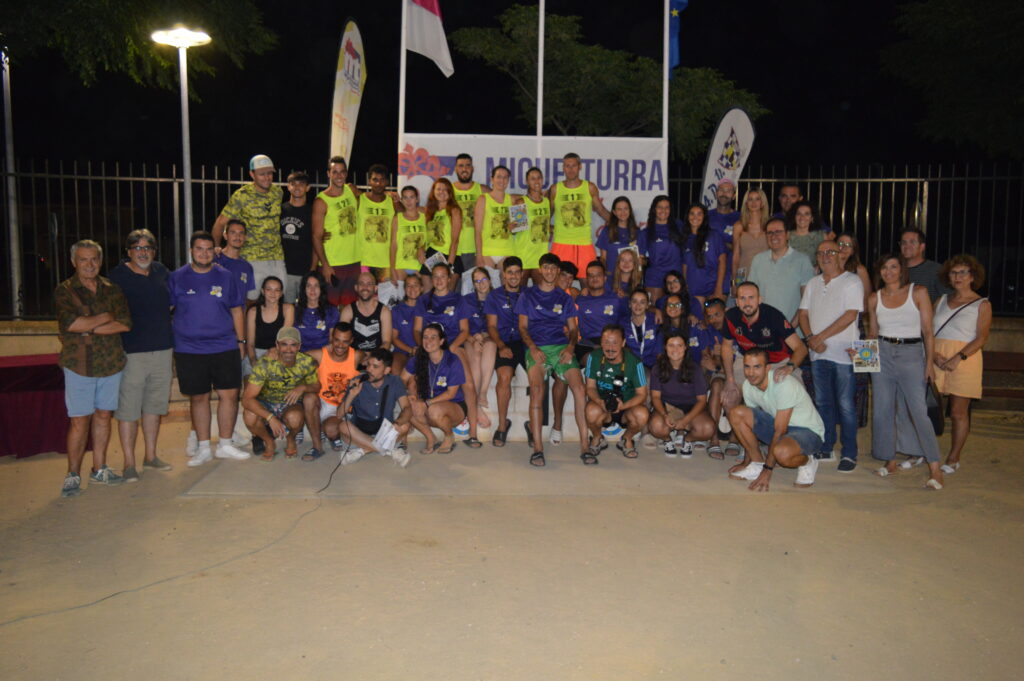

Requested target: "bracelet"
[
  {"left": 238, "top": 339, "right": 247, "bottom": 344},
  {"left": 958, "top": 352, "right": 968, "bottom": 361},
  {"left": 762, "top": 464, "right": 774, "bottom": 471}
]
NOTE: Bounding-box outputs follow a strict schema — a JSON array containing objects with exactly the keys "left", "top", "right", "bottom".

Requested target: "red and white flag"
[{"left": 405, "top": 0, "right": 454, "bottom": 78}]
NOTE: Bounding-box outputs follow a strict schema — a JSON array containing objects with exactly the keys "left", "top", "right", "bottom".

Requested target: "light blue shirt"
[{"left": 747, "top": 246, "right": 816, "bottom": 323}]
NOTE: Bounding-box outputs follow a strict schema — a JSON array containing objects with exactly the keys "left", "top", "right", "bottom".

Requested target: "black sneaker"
[
  {"left": 837, "top": 457, "right": 857, "bottom": 473},
  {"left": 252, "top": 436, "right": 266, "bottom": 456}
]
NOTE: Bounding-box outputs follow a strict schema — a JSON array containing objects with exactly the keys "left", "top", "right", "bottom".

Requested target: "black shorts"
[
  {"left": 574, "top": 344, "right": 595, "bottom": 366},
  {"left": 174, "top": 349, "right": 242, "bottom": 395},
  {"left": 495, "top": 340, "right": 527, "bottom": 371}
]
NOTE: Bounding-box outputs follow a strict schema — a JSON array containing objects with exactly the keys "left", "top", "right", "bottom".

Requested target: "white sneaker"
[
  {"left": 729, "top": 461, "right": 764, "bottom": 481},
  {"left": 187, "top": 447, "right": 212, "bottom": 467},
  {"left": 340, "top": 448, "right": 365, "bottom": 465},
  {"left": 391, "top": 448, "right": 412, "bottom": 469},
  {"left": 454, "top": 419, "right": 470, "bottom": 437},
  {"left": 663, "top": 440, "right": 678, "bottom": 458},
  {"left": 215, "top": 442, "right": 251, "bottom": 461},
  {"left": 795, "top": 455, "right": 819, "bottom": 487},
  {"left": 549, "top": 429, "right": 563, "bottom": 445},
  {"left": 678, "top": 440, "right": 694, "bottom": 459},
  {"left": 186, "top": 431, "right": 198, "bottom": 457}
]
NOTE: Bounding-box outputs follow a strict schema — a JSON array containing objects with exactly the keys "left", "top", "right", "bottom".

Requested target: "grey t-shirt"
[
  {"left": 351, "top": 374, "right": 406, "bottom": 422},
  {"left": 907, "top": 259, "right": 951, "bottom": 302}
]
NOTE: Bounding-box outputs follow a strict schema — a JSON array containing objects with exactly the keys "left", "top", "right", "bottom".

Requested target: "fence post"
[
  {"left": 172, "top": 174, "right": 181, "bottom": 266},
  {"left": 920, "top": 180, "right": 929, "bottom": 232},
  {"left": 2, "top": 49, "right": 22, "bottom": 318}
]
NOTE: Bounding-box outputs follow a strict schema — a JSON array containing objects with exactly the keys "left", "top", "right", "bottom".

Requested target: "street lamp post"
[{"left": 152, "top": 26, "right": 210, "bottom": 252}]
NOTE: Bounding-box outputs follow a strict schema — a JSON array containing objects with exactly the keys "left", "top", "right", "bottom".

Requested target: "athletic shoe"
[
  {"left": 672, "top": 430, "right": 686, "bottom": 446},
  {"left": 837, "top": 457, "right": 857, "bottom": 473},
  {"left": 186, "top": 431, "right": 198, "bottom": 457},
  {"left": 330, "top": 438, "right": 344, "bottom": 451},
  {"left": 816, "top": 450, "right": 836, "bottom": 462},
  {"left": 678, "top": 440, "right": 694, "bottom": 459},
  {"left": 454, "top": 419, "right": 471, "bottom": 437},
  {"left": 795, "top": 455, "right": 819, "bottom": 487},
  {"left": 718, "top": 412, "right": 732, "bottom": 434},
  {"left": 143, "top": 456, "right": 173, "bottom": 471},
  {"left": 61, "top": 472, "right": 82, "bottom": 497},
  {"left": 122, "top": 466, "right": 140, "bottom": 483},
  {"left": 549, "top": 429, "right": 563, "bottom": 445},
  {"left": 729, "top": 461, "right": 764, "bottom": 481},
  {"left": 340, "top": 447, "right": 365, "bottom": 465},
  {"left": 89, "top": 465, "right": 123, "bottom": 485},
  {"left": 215, "top": 442, "right": 251, "bottom": 461},
  {"left": 187, "top": 447, "right": 212, "bottom": 467},
  {"left": 663, "top": 440, "right": 678, "bottom": 458},
  {"left": 391, "top": 448, "right": 412, "bottom": 468},
  {"left": 601, "top": 422, "right": 624, "bottom": 438}
]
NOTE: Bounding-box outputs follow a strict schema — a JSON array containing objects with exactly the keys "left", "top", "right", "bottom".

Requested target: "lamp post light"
[{"left": 152, "top": 25, "right": 210, "bottom": 249}]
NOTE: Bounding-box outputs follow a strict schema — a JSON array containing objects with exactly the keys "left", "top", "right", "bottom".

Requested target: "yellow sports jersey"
[
  {"left": 552, "top": 180, "right": 593, "bottom": 246},
  {"left": 515, "top": 194, "right": 551, "bottom": 268},
  {"left": 357, "top": 194, "right": 396, "bottom": 268},
  {"left": 395, "top": 212, "right": 427, "bottom": 271},
  {"left": 424, "top": 208, "right": 452, "bottom": 256},
  {"left": 453, "top": 182, "right": 483, "bottom": 255},
  {"left": 481, "top": 192, "right": 515, "bottom": 257},
  {"left": 318, "top": 185, "right": 359, "bottom": 266}
]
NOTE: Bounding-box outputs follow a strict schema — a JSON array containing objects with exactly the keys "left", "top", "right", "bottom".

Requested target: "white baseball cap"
[{"left": 250, "top": 154, "right": 275, "bottom": 171}]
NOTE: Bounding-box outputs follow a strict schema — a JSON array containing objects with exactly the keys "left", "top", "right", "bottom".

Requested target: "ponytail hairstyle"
[{"left": 414, "top": 322, "right": 448, "bottom": 400}]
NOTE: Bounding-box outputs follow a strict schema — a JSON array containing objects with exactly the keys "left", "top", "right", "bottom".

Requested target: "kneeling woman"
[
  {"left": 648, "top": 330, "right": 716, "bottom": 457},
  {"left": 402, "top": 323, "right": 471, "bottom": 454}
]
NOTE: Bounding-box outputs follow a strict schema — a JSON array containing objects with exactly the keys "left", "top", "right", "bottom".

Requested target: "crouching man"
[
  {"left": 582, "top": 324, "right": 649, "bottom": 463},
  {"left": 241, "top": 327, "right": 321, "bottom": 461},
  {"left": 726, "top": 348, "right": 824, "bottom": 491},
  {"left": 336, "top": 347, "right": 412, "bottom": 467}
]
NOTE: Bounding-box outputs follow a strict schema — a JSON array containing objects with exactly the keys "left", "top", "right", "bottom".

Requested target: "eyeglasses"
[
  {"left": 667, "top": 302, "right": 683, "bottom": 308},
  {"left": 837, "top": 241, "right": 853, "bottom": 248},
  {"left": 473, "top": 278, "right": 489, "bottom": 284},
  {"left": 816, "top": 250, "right": 838, "bottom": 257},
  {"left": 129, "top": 245, "right": 155, "bottom": 252}
]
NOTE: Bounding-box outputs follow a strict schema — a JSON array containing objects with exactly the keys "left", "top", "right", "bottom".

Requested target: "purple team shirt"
[
  {"left": 595, "top": 225, "right": 638, "bottom": 275},
  {"left": 576, "top": 291, "right": 627, "bottom": 345},
  {"left": 391, "top": 301, "right": 418, "bottom": 350},
  {"left": 405, "top": 350, "right": 466, "bottom": 402},
  {"left": 459, "top": 292, "right": 488, "bottom": 335},
  {"left": 213, "top": 253, "right": 255, "bottom": 303},
  {"left": 682, "top": 230, "right": 728, "bottom": 297},
  {"left": 168, "top": 263, "right": 243, "bottom": 354},
  {"left": 625, "top": 311, "right": 660, "bottom": 367},
  {"left": 414, "top": 290, "right": 463, "bottom": 343},
  {"left": 514, "top": 286, "right": 577, "bottom": 347},
  {"left": 296, "top": 304, "right": 340, "bottom": 352},
  {"left": 639, "top": 222, "right": 683, "bottom": 288},
  {"left": 484, "top": 287, "right": 522, "bottom": 342}
]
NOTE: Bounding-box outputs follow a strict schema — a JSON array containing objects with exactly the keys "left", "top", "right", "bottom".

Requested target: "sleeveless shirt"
[
  {"left": 357, "top": 194, "right": 396, "bottom": 268},
  {"left": 318, "top": 185, "right": 359, "bottom": 266},
  {"left": 453, "top": 182, "right": 483, "bottom": 255},
  {"left": 552, "top": 180, "right": 592, "bottom": 245},
  {"left": 350, "top": 300, "right": 384, "bottom": 351}
]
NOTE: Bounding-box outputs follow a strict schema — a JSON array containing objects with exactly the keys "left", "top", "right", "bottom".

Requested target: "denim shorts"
[
  {"left": 751, "top": 406, "right": 823, "bottom": 456},
  {"left": 64, "top": 368, "right": 122, "bottom": 417}
]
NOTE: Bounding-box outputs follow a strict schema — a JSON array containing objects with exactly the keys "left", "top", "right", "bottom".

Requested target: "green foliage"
[
  {"left": 881, "top": 0, "right": 1024, "bottom": 158},
  {"left": 450, "top": 4, "right": 766, "bottom": 161},
  {"left": 0, "top": 0, "right": 276, "bottom": 95}
]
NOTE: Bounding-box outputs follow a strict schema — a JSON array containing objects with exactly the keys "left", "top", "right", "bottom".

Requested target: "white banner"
[
  {"left": 397, "top": 133, "right": 668, "bottom": 229},
  {"left": 699, "top": 108, "right": 756, "bottom": 209},
  {"left": 330, "top": 20, "right": 367, "bottom": 162}
]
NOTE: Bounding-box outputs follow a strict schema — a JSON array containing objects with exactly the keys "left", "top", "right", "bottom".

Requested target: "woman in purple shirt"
[
  {"left": 401, "top": 323, "right": 470, "bottom": 454},
  {"left": 681, "top": 203, "right": 727, "bottom": 307},
  {"left": 596, "top": 196, "right": 640, "bottom": 275},
  {"left": 295, "top": 271, "right": 340, "bottom": 351},
  {"left": 648, "top": 330, "right": 715, "bottom": 457},
  {"left": 390, "top": 272, "right": 422, "bottom": 376},
  {"left": 459, "top": 267, "right": 497, "bottom": 429},
  {"left": 639, "top": 195, "right": 684, "bottom": 302}
]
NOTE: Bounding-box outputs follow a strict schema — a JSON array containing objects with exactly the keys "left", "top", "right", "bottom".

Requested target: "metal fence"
[{"left": 2, "top": 160, "right": 1022, "bottom": 318}]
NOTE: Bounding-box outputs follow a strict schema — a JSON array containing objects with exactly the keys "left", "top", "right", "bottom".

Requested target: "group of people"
[{"left": 53, "top": 151, "right": 992, "bottom": 497}]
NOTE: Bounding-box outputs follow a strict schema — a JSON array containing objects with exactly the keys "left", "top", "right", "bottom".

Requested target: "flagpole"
[
  {"left": 398, "top": 0, "right": 409, "bottom": 173},
  {"left": 662, "top": 0, "right": 669, "bottom": 142},
  {"left": 536, "top": 0, "right": 545, "bottom": 166}
]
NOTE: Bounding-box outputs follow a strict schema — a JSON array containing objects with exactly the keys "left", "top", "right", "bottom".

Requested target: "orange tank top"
[{"left": 317, "top": 346, "right": 359, "bottom": 405}]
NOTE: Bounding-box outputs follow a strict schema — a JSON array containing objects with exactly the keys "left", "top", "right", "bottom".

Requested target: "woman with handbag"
[
  {"left": 864, "top": 254, "right": 944, "bottom": 489},
  {"left": 922, "top": 255, "right": 991, "bottom": 475}
]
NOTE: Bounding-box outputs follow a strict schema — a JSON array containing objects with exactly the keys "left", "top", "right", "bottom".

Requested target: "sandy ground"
[{"left": 1, "top": 412, "right": 1023, "bottom": 681}]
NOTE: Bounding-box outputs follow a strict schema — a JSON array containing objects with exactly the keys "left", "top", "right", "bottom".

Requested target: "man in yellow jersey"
[
  {"left": 452, "top": 153, "right": 490, "bottom": 276},
  {"left": 358, "top": 163, "right": 399, "bottom": 281},
  {"left": 212, "top": 154, "right": 285, "bottom": 300},
  {"left": 548, "top": 152, "right": 612, "bottom": 281},
  {"left": 312, "top": 156, "right": 362, "bottom": 306}
]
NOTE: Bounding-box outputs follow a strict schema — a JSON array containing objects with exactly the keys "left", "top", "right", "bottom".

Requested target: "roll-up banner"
[
  {"left": 330, "top": 20, "right": 367, "bottom": 163},
  {"left": 397, "top": 134, "right": 668, "bottom": 233},
  {"left": 699, "top": 108, "right": 756, "bottom": 208}
]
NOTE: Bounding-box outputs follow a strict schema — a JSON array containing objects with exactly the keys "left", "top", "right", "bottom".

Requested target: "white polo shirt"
[{"left": 798, "top": 271, "right": 864, "bottom": 365}]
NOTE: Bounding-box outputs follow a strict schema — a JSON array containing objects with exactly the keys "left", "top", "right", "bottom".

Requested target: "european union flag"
[{"left": 669, "top": 0, "right": 689, "bottom": 74}]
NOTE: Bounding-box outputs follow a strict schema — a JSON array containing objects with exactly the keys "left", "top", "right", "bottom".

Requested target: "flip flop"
[
  {"left": 437, "top": 441, "right": 458, "bottom": 455},
  {"left": 284, "top": 445, "right": 298, "bottom": 459},
  {"left": 260, "top": 449, "right": 275, "bottom": 462},
  {"left": 421, "top": 442, "right": 440, "bottom": 455},
  {"left": 530, "top": 451, "right": 546, "bottom": 467},
  {"left": 492, "top": 419, "right": 512, "bottom": 447},
  {"left": 463, "top": 437, "right": 483, "bottom": 449},
  {"left": 707, "top": 444, "right": 725, "bottom": 460}
]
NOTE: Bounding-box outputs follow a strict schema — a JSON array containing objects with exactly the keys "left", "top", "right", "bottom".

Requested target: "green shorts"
[{"left": 525, "top": 343, "right": 579, "bottom": 381}]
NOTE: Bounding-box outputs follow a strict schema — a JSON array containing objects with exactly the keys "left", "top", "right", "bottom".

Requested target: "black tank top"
[
  {"left": 254, "top": 304, "right": 285, "bottom": 350},
  {"left": 351, "top": 300, "right": 383, "bottom": 351}
]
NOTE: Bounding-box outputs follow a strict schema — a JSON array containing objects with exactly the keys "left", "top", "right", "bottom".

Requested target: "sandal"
[
  {"left": 707, "top": 444, "right": 725, "bottom": 460},
  {"left": 530, "top": 451, "right": 546, "bottom": 467},
  {"left": 492, "top": 419, "right": 512, "bottom": 447},
  {"left": 260, "top": 448, "right": 275, "bottom": 462},
  {"left": 580, "top": 449, "right": 599, "bottom": 465},
  {"left": 464, "top": 437, "right": 483, "bottom": 449},
  {"left": 302, "top": 448, "right": 324, "bottom": 461},
  {"left": 588, "top": 435, "right": 608, "bottom": 454},
  {"left": 616, "top": 439, "right": 639, "bottom": 459},
  {"left": 284, "top": 444, "right": 298, "bottom": 459},
  {"left": 437, "top": 441, "right": 457, "bottom": 455},
  {"left": 421, "top": 442, "right": 440, "bottom": 455}
]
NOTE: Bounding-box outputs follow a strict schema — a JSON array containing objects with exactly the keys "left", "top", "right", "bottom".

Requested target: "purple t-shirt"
[
  {"left": 404, "top": 350, "right": 466, "bottom": 403},
  {"left": 514, "top": 286, "right": 577, "bottom": 347},
  {"left": 708, "top": 210, "right": 739, "bottom": 244},
  {"left": 625, "top": 311, "right": 659, "bottom": 367},
  {"left": 296, "top": 304, "right": 340, "bottom": 352},
  {"left": 650, "top": 359, "right": 708, "bottom": 409},
  {"left": 168, "top": 263, "right": 243, "bottom": 354},
  {"left": 682, "top": 231, "right": 728, "bottom": 297},
  {"left": 639, "top": 222, "right": 683, "bottom": 288},
  {"left": 576, "top": 291, "right": 627, "bottom": 345},
  {"left": 459, "top": 292, "right": 488, "bottom": 335},
  {"left": 391, "top": 301, "right": 418, "bottom": 351},
  {"left": 213, "top": 253, "right": 255, "bottom": 303},
  {"left": 595, "top": 225, "right": 638, "bottom": 275},
  {"left": 484, "top": 287, "right": 523, "bottom": 342},
  {"left": 414, "top": 290, "right": 463, "bottom": 343},
  {"left": 656, "top": 293, "right": 704, "bottom": 320},
  {"left": 689, "top": 322, "right": 724, "bottom": 357}
]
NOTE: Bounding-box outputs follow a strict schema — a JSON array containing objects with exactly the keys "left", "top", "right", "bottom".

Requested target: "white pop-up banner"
[
  {"left": 397, "top": 133, "right": 669, "bottom": 229},
  {"left": 699, "top": 107, "right": 756, "bottom": 209}
]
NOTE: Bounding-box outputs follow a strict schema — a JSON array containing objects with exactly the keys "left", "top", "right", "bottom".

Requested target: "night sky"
[{"left": 9, "top": 0, "right": 968, "bottom": 176}]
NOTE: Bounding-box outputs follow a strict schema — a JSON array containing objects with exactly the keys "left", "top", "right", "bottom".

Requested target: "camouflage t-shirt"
[
  {"left": 222, "top": 184, "right": 285, "bottom": 261},
  {"left": 248, "top": 352, "right": 319, "bottom": 404},
  {"left": 55, "top": 275, "right": 131, "bottom": 377}
]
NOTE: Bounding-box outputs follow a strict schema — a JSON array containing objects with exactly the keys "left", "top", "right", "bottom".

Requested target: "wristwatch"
[{"left": 958, "top": 351, "right": 968, "bottom": 361}]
